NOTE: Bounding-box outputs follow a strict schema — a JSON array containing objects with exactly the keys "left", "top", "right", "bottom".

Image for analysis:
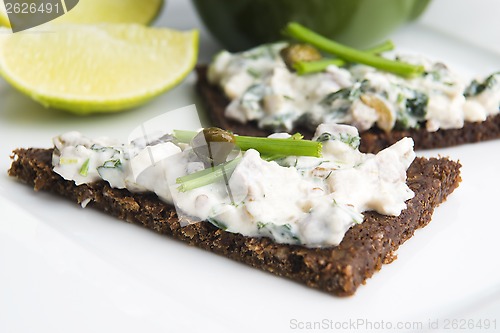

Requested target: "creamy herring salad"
[
  {"left": 208, "top": 42, "right": 500, "bottom": 133},
  {"left": 52, "top": 124, "right": 415, "bottom": 248}
]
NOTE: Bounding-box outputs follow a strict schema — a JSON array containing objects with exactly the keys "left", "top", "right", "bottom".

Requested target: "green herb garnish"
[
  {"left": 208, "top": 218, "right": 228, "bottom": 231},
  {"left": 102, "top": 159, "right": 122, "bottom": 168},
  {"left": 405, "top": 91, "right": 428, "bottom": 119},
  {"left": 315, "top": 132, "right": 360, "bottom": 150},
  {"left": 464, "top": 72, "right": 500, "bottom": 97},
  {"left": 257, "top": 222, "right": 300, "bottom": 243},
  {"left": 174, "top": 129, "right": 322, "bottom": 192},
  {"left": 59, "top": 157, "right": 78, "bottom": 165},
  {"left": 176, "top": 158, "right": 241, "bottom": 192},
  {"left": 173, "top": 130, "right": 322, "bottom": 158},
  {"left": 247, "top": 67, "right": 261, "bottom": 78},
  {"left": 234, "top": 135, "right": 321, "bottom": 157},
  {"left": 79, "top": 158, "right": 90, "bottom": 177},
  {"left": 293, "top": 40, "right": 395, "bottom": 75},
  {"left": 283, "top": 22, "right": 424, "bottom": 77}
]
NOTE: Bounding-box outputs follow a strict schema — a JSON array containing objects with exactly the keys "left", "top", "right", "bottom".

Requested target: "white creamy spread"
[
  {"left": 52, "top": 124, "right": 415, "bottom": 248},
  {"left": 208, "top": 43, "right": 500, "bottom": 133}
]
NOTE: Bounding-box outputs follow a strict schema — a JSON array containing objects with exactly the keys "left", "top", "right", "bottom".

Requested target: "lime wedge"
[
  {"left": 0, "top": 0, "right": 164, "bottom": 27},
  {"left": 0, "top": 1, "right": 9, "bottom": 28},
  {"left": 54, "top": 0, "right": 164, "bottom": 25},
  {"left": 0, "top": 24, "right": 198, "bottom": 114}
]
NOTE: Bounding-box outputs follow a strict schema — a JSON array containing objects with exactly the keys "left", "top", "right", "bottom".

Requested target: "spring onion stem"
[
  {"left": 365, "top": 40, "right": 396, "bottom": 54},
  {"left": 177, "top": 158, "right": 241, "bottom": 192},
  {"left": 173, "top": 130, "right": 197, "bottom": 143},
  {"left": 235, "top": 136, "right": 321, "bottom": 157},
  {"left": 79, "top": 158, "right": 90, "bottom": 176},
  {"left": 173, "top": 130, "right": 322, "bottom": 158},
  {"left": 173, "top": 130, "right": 322, "bottom": 191},
  {"left": 294, "top": 59, "right": 344, "bottom": 75},
  {"left": 294, "top": 40, "right": 395, "bottom": 75},
  {"left": 284, "top": 22, "right": 423, "bottom": 77}
]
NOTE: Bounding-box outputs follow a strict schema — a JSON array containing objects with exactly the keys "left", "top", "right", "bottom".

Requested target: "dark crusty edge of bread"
[
  {"left": 196, "top": 65, "right": 500, "bottom": 153},
  {"left": 8, "top": 148, "right": 461, "bottom": 296}
]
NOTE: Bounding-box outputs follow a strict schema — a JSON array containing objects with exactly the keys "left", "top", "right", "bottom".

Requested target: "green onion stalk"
[
  {"left": 283, "top": 22, "right": 424, "bottom": 77},
  {"left": 173, "top": 130, "right": 322, "bottom": 191},
  {"left": 293, "top": 40, "right": 395, "bottom": 75}
]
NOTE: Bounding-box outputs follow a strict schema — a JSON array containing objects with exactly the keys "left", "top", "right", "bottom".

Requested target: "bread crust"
[
  {"left": 196, "top": 65, "right": 500, "bottom": 153},
  {"left": 9, "top": 148, "right": 461, "bottom": 296}
]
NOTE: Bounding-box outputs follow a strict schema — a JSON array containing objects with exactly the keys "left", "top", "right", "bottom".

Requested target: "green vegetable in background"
[{"left": 192, "top": 0, "right": 432, "bottom": 52}]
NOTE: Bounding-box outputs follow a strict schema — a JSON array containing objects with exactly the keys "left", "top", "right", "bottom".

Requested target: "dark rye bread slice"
[
  {"left": 196, "top": 65, "right": 500, "bottom": 153},
  {"left": 8, "top": 148, "right": 461, "bottom": 296}
]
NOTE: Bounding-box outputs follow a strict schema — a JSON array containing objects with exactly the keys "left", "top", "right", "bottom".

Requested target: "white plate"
[{"left": 1, "top": 1, "right": 500, "bottom": 332}]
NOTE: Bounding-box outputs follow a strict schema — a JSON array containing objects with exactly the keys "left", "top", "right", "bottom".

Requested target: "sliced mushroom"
[{"left": 360, "top": 94, "right": 396, "bottom": 132}]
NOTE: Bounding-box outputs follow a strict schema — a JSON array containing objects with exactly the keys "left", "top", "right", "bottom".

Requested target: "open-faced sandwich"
[
  {"left": 197, "top": 23, "right": 500, "bottom": 153},
  {"left": 9, "top": 123, "right": 461, "bottom": 295}
]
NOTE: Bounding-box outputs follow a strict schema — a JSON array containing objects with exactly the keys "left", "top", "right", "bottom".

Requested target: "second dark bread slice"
[
  {"left": 9, "top": 148, "right": 461, "bottom": 296},
  {"left": 196, "top": 65, "right": 500, "bottom": 153}
]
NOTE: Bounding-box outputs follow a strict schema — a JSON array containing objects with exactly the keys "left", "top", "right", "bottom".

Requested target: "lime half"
[
  {"left": 0, "top": 1, "right": 9, "bottom": 28},
  {"left": 0, "top": 24, "right": 198, "bottom": 114},
  {"left": 54, "top": 0, "right": 164, "bottom": 25},
  {"left": 0, "top": 0, "right": 164, "bottom": 27}
]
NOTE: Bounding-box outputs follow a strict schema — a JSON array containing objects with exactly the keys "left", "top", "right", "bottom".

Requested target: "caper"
[
  {"left": 191, "top": 127, "right": 236, "bottom": 166},
  {"left": 202, "top": 127, "right": 236, "bottom": 144},
  {"left": 280, "top": 44, "right": 322, "bottom": 71}
]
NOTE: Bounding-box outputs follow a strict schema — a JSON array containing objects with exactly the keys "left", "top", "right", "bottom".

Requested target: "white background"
[{"left": 1, "top": 1, "right": 500, "bottom": 332}]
